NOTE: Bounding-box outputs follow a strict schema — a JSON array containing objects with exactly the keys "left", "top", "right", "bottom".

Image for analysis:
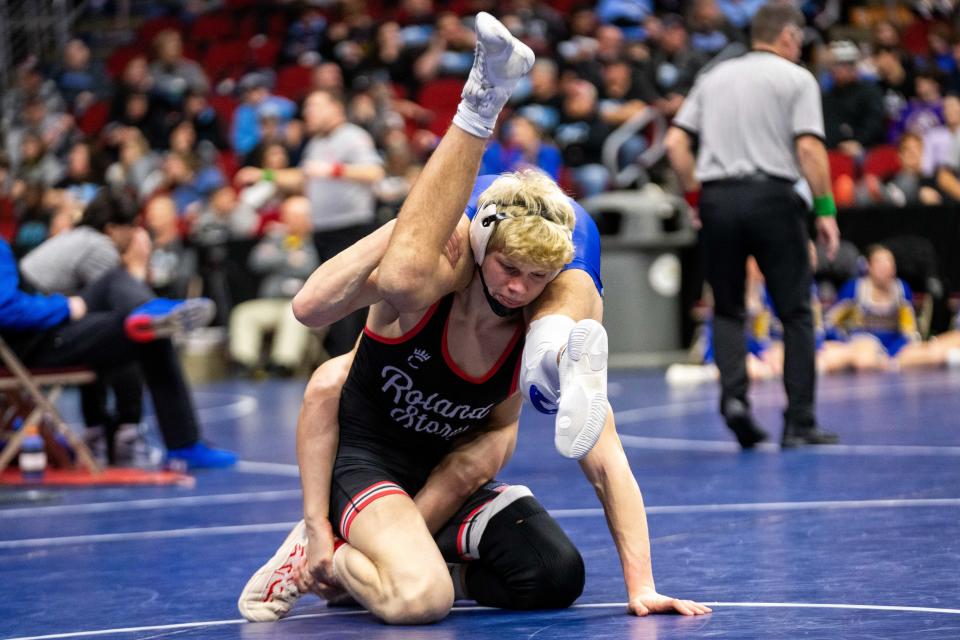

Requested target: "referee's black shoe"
[
  {"left": 780, "top": 423, "right": 840, "bottom": 448},
  {"left": 722, "top": 399, "right": 768, "bottom": 449}
]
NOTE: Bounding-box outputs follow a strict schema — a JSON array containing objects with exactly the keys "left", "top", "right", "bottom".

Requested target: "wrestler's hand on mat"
[
  {"left": 297, "top": 520, "right": 341, "bottom": 598},
  {"left": 628, "top": 586, "right": 712, "bottom": 616}
]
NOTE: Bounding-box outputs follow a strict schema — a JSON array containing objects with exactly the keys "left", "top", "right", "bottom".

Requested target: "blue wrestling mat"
[{"left": 2, "top": 368, "right": 959, "bottom": 639}]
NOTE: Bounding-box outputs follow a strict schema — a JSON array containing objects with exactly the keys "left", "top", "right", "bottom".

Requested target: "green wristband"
[
  {"left": 813, "top": 194, "right": 837, "bottom": 217},
  {"left": 262, "top": 168, "right": 275, "bottom": 182}
]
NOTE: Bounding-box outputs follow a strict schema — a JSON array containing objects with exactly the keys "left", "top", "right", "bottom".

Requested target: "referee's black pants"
[{"left": 699, "top": 178, "right": 817, "bottom": 429}]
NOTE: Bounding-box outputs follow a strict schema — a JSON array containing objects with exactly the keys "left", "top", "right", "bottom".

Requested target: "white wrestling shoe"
[
  {"left": 238, "top": 520, "right": 308, "bottom": 622},
  {"left": 453, "top": 12, "right": 535, "bottom": 138},
  {"left": 555, "top": 320, "right": 609, "bottom": 459}
]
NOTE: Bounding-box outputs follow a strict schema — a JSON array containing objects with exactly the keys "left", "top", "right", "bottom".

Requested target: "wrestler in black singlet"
[{"left": 331, "top": 293, "right": 524, "bottom": 539}]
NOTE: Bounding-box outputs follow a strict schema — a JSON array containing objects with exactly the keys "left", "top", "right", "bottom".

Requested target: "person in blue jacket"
[{"left": 0, "top": 237, "right": 236, "bottom": 468}]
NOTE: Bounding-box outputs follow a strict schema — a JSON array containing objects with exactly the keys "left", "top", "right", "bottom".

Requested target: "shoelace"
[{"left": 263, "top": 542, "right": 306, "bottom": 604}]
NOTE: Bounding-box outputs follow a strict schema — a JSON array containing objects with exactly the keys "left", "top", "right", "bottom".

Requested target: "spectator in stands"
[
  {"left": 53, "top": 38, "right": 110, "bottom": 114},
  {"left": 927, "top": 24, "right": 955, "bottom": 75},
  {"left": 360, "top": 21, "right": 420, "bottom": 97},
  {"left": 193, "top": 184, "right": 259, "bottom": 244},
  {"left": 922, "top": 93, "right": 960, "bottom": 175},
  {"left": 945, "top": 38, "right": 960, "bottom": 95},
  {"left": 480, "top": 113, "right": 562, "bottom": 181},
  {"left": 687, "top": 0, "right": 745, "bottom": 56},
  {"left": 599, "top": 59, "right": 654, "bottom": 127},
  {"left": 824, "top": 244, "right": 950, "bottom": 371},
  {"left": 234, "top": 89, "right": 384, "bottom": 356},
  {"left": 181, "top": 86, "right": 228, "bottom": 151},
  {"left": 12, "top": 189, "right": 232, "bottom": 467},
  {"left": 567, "top": 24, "right": 625, "bottom": 88},
  {"left": 373, "top": 129, "right": 421, "bottom": 217},
  {"left": 160, "top": 149, "right": 224, "bottom": 217},
  {"left": 647, "top": 14, "right": 706, "bottom": 117},
  {"left": 555, "top": 80, "right": 612, "bottom": 197},
  {"left": 6, "top": 96, "right": 75, "bottom": 169},
  {"left": 873, "top": 45, "right": 916, "bottom": 124},
  {"left": 149, "top": 30, "right": 208, "bottom": 114},
  {"left": 112, "top": 91, "right": 165, "bottom": 149},
  {"left": 232, "top": 72, "right": 297, "bottom": 159},
  {"left": 239, "top": 142, "right": 290, "bottom": 214},
  {"left": 1, "top": 59, "right": 66, "bottom": 134},
  {"left": 510, "top": 0, "right": 567, "bottom": 53},
  {"left": 229, "top": 195, "right": 320, "bottom": 377},
  {"left": 12, "top": 131, "right": 65, "bottom": 189},
  {"left": 56, "top": 141, "right": 105, "bottom": 207},
  {"left": 0, "top": 236, "right": 234, "bottom": 468},
  {"left": 513, "top": 59, "right": 564, "bottom": 134},
  {"left": 105, "top": 128, "right": 164, "bottom": 201},
  {"left": 822, "top": 39, "right": 886, "bottom": 158},
  {"left": 414, "top": 12, "right": 476, "bottom": 83},
  {"left": 145, "top": 195, "right": 196, "bottom": 299},
  {"left": 860, "top": 133, "right": 941, "bottom": 207},
  {"left": 715, "top": 0, "right": 766, "bottom": 30},
  {"left": 169, "top": 120, "right": 218, "bottom": 174},
  {"left": 397, "top": 0, "right": 437, "bottom": 42},
  {"left": 889, "top": 71, "right": 946, "bottom": 143},
  {"left": 556, "top": 8, "right": 601, "bottom": 74},
  {"left": 10, "top": 183, "right": 53, "bottom": 257},
  {"left": 596, "top": 0, "right": 651, "bottom": 41},
  {"left": 310, "top": 61, "right": 346, "bottom": 97},
  {"left": 282, "top": 5, "right": 328, "bottom": 65},
  {"left": 873, "top": 19, "right": 903, "bottom": 50},
  {"left": 191, "top": 184, "right": 260, "bottom": 323},
  {"left": 109, "top": 55, "right": 154, "bottom": 123}
]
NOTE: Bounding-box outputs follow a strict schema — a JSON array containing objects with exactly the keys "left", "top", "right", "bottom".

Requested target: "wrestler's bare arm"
[
  {"left": 293, "top": 217, "right": 473, "bottom": 329},
  {"left": 414, "top": 393, "right": 522, "bottom": 533}
]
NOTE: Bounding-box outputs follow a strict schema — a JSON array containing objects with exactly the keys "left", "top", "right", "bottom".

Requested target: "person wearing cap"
[
  {"left": 822, "top": 39, "right": 885, "bottom": 158},
  {"left": 231, "top": 72, "right": 297, "bottom": 157},
  {"left": 665, "top": 2, "right": 841, "bottom": 448}
]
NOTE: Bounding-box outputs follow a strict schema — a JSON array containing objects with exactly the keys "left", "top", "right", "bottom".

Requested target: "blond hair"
[{"left": 477, "top": 170, "right": 576, "bottom": 271}]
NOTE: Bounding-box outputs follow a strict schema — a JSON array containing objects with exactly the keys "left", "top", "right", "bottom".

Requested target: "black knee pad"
[{"left": 477, "top": 496, "right": 585, "bottom": 609}]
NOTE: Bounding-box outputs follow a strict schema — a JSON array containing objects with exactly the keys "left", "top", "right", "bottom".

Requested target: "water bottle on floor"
[{"left": 19, "top": 425, "right": 47, "bottom": 483}]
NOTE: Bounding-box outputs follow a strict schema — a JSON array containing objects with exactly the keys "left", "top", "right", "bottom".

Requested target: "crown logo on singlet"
[{"left": 407, "top": 348, "right": 431, "bottom": 370}]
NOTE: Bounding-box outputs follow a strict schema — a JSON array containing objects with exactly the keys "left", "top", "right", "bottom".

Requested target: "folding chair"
[{"left": 0, "top": 336, "right": 101, "bottom": 475}]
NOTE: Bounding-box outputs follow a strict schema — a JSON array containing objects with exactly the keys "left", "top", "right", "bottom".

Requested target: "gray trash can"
[{"left": 580, "top": 185, "right": 696, "bottom": 356}]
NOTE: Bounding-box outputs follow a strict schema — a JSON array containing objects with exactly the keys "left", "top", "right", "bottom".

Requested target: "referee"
[{"left": 665, "top": 2, "right": 840, "bottom": 449}]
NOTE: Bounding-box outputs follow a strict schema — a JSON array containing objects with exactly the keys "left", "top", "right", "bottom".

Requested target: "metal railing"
[{"left": 0, "top": 0, "right": 91, "bottom": 90}]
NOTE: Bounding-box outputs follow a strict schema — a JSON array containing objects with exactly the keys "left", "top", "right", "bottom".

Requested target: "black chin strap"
[{"left": 478, "top": 268, "right": 520, "bottom": 318}]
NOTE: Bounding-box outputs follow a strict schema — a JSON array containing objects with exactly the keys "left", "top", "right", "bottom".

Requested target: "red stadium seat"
[
  {"left": 863, "top": 144, "right": 901, "bottom": 180},
  {"left": 219, "top": 150, "right": 240, "bottom": 180},
  {"left": 249, "top": 38, "right": 281, "bottom": 68},
  {"left": 138, "top": 16, "right": 182, "bottom": 42},
  {"left": 417, "top": 78, "right": 466, "bottom": 136},
  {"left": 275, "top": 64, "right": 314, "bottom": 100},
  {"left": 190, "top": 12, "right": 235, "bottom": 43},
  {"left": 202, "top": 40, "right": 250, "bottom": 81},
  {"left": 106, "top": 44, "right": 146, "bottom": 78},
  {"left": 901, "top": 20, "right": 930, "bottom": 56},
  {"left": 78, "top": 100, "right": 110, "bottom": 137},
  {"left": 208, "top": 94, "right": 239, "bottom": 124},
  {"left": 417, "top": 77, "right": 466, "bottom": 111},
  {"left": 827, "top": 149, "right": 857, "bottom": 180}
]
